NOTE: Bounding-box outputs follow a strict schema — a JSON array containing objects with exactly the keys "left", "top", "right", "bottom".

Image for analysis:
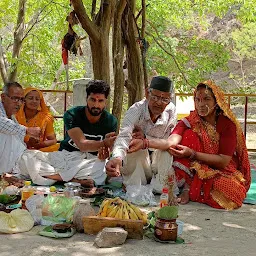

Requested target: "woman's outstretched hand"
[{"left": 168, "top": 144, "right": 194, "bottom": 158}]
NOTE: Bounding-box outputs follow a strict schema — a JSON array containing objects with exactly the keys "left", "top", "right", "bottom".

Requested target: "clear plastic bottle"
[
  {"left": 159, "top": 187, "right": 169, "bottom": 208},
  {"left": 21, "top": 181, "right": 34, "bottom": 204}
]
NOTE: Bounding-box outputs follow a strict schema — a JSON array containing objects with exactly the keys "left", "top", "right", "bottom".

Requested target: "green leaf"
[{"left": 157, "top": 206, "right": 178, "bottom": 220}]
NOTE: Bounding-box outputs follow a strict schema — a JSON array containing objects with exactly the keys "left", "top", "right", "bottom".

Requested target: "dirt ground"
[
  {"left": 1, "top": 202, "right": 256, "bottom": 256},
  {"left": 1, "top": 154, "right": 256, "bottom": 256}
]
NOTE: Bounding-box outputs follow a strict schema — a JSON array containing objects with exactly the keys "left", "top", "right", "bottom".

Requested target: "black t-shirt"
[{"left": 59, "top": 106, "right": 117, "bottom": 153}]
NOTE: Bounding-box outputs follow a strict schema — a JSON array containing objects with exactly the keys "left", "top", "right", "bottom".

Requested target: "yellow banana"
[
  {"left": 98, "top": 199, "right": 110, "bottom": 216},
  {"left": 128, "top": 202, "right": 143, "bottom": 220},
  {"left": 108, "top": 205, "right": 118, "bottom": 218},
  {"left": 122, "top": 203, "right": 130, "bottom": 220},
  {"left": 114, "top": 197, "right": 123, "bottom": 205},
  {"left": 127, "top": 204, "right": 139, "bottom": 220},
  {"left": 106, "top": 202, "right": 115, "bottom": 215},
  {"left": 141, "top": 211, "right": 148, "bottom": 225},
  {"left": 100, "top": 200, "right": 112, "bottom": 217},
  {"left": 114, "top": 205, "right": 123, "bottom": 219}
]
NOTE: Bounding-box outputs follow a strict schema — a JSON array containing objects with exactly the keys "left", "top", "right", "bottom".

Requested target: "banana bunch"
[{"left": 98, "top": 197, "right": 148, "bottom": 225}]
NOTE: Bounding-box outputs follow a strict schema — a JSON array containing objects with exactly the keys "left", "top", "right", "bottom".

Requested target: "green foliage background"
[{"left": 0, "top": 0, "right": 255, "bottom": 138}]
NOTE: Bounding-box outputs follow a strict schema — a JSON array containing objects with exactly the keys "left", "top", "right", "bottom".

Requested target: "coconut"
[{"left": 73, "top": 199, "right": 96, "bottom": 232}]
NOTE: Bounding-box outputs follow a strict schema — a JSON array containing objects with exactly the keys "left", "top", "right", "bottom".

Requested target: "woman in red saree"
[{"left": 169, "top": 81, "right": 251, "bottom": 210}]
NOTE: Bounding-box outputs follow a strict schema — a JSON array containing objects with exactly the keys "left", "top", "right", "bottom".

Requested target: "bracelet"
[
  {"left": 145, "top": 138, "right": 149, "bottom": 149},
  {"left": 189, "top": 149, "right": 197, "bottom": 160},
  {"left": 142, "top": 138, "right": 149, "bottom": 149}
]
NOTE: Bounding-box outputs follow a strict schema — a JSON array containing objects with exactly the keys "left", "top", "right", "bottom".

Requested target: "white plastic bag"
[
  {"left": 0, "top": 209, "right": 34, "bottom": 234},
  {"left": 126, "top": 184, "right": 157, "bottom": 206},
  {"left": 25, "top": 194, "right": 45, "bottom": 225}
]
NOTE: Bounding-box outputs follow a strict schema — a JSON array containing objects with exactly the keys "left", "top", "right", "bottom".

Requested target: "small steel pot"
[{"left": 63, "top": 182, "right": 81, "bottom": 198}]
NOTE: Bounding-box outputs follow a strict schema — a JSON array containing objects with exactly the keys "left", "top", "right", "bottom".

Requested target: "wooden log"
[{"left": 83, "top": 216, "right": 144, "bottom": 240}]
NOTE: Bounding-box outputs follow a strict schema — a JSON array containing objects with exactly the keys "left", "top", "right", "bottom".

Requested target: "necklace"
[{"left": 201, "top": 119, "right": 219, "bottom": 143}]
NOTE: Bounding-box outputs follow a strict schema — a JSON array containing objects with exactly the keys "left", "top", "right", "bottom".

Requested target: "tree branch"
[
  {"left": 22, "top": 1, "right": 54, "bottom": 41},
  {"left": 71, "top": 0, "right": 100, "bottom": 42},
  {"left": 8, "top": 0, "right": 26, "bottom": 82},
  {"left": 116, "top": 0, "right": 126, "bottom": 20},
  {"left": 91, "top": 0, "right": 97, "bottom": 20},
  {"left": 135, "top": 3, "right": 149, "bottom": 21},
  {"left": 146, "top": 31, "right": 191, "bottom": 86},
  {"left": 100, "top": 0, "right": 115, "bottom": 33},
  {"left": 44, "top": 63, "right": 65, "bottom": 102},
  {"left": 146, "top": 21, "right": 191, "bottom": 86},
  {"left": 22, "top": 11, "right": 52, "bottom": 42},
  {"left": 141, "top": 0, "right": 146, "bottom": 39},
  {"left": 0, "top": 37, "right": 8, "bottom": 83}
]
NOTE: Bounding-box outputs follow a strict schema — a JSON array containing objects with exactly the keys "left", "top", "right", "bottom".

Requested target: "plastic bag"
[
  {"left": 39, "top": 225, "right": 76, "bottom": 238},
  {"left": 41, "top": 195, "right": 78, "bottom": 225},
  {"left": 25, "top": 194, "right": 45, "bottom": 225},
  {"left": 125, "top": 184, "right": 157, "bottom": 206},
  {"left": 0, "top": 209, "right": 34, "bottom": 234}
]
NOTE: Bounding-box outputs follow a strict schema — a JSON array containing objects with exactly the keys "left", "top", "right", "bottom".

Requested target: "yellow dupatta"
[{"left": 16, "top": 87, "right": 53, "bottom": 142}]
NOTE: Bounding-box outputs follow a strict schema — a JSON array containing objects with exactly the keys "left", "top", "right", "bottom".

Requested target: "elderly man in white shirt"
[
  {"left": 106, "top": 76, "right": 180, "bottom": 192},
  {"left": 0, "top": 82, "right": 40, "bottom": 176}
]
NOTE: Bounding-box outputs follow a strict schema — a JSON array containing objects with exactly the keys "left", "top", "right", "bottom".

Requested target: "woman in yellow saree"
[{"left": 16, "top": 87, "right": 59, "bottom": 152}]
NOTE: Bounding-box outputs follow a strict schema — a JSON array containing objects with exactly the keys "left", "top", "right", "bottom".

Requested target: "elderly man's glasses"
[
  {"left": 149, "top": 91, "right": 171, "bottom": 104},
  {"left": 5, "top": 94, "right": 24, "bottom": 103}
]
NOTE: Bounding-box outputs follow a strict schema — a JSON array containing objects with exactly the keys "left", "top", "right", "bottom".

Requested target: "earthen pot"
[{"left": 154, "top": 218, "right": 178, "bottom": 241}]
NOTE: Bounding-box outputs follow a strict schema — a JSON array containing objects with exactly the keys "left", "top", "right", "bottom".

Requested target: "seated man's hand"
[
  {"left": 103, "top": 133, "right": 117, "bottom": 148},
  {"left": 105, "top": 131, "right": 116, "bottom": 139},
  {"left": 106, "top": 158, "right": 122, "bottom": 177},
  {"left": 27, "top": 137, "right": 40, "bottom": 149},
  {"left": 128, "top": 138, "right": 144, "bottom": 153},
  {"left": 132, "top": 125, "right": 145, "bottom": 139},
  {"left": 26, "top": 127, "right": 41, "bottom": 140},
  {"left": 98, "top": 146, "right": 110, "bottom": 160}
]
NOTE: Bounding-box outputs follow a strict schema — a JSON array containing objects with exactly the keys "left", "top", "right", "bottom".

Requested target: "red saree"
[{"left": 172, "top": 81, "right": 251, "bottom": 210}]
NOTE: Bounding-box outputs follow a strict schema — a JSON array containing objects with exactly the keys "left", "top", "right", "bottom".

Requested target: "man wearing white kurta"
[
  {"left": 0, "top": 82, "right": 40, "bottom": 175},
  {"left": 106, "top": 76, "right": 179, "bottom": 193},
  {"left": 0, "top": 81, "right": 117, "bottom": 187}
]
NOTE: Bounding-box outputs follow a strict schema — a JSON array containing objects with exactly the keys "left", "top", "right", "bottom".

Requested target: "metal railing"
[
  {"left": 26, "top": 90, "right": 256, "bottom": 152},
  {"left": 175, "top": 92, "right": 256, "bottom": 152},
  {"left": 1, "top": 89, "right": 256, "bottom": 151}
]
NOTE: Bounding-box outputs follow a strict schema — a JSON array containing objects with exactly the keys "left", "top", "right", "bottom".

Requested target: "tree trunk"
[
  {"left": 8, "top": 0, "right": 26, "bottom": 82},
  {"left": 0, "top": 37, "right": 8, "bottom": 84},
  {"left": 112, "top": 0, "right": 126, "bottom": 125},
  {"left": 72, "top": 0, "right": 115, "bottom": 110},
  {"left": 141, "top": 0, "right": 148, "bottom": 89},
  {"left": 90, "top": 36, "right": 111, "bottom": 85},
  {"left": 125, "top": 0, "right": 144, "bottom": 106}
]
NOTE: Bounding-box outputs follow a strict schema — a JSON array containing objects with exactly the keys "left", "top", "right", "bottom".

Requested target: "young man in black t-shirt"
[
  {"left": 37, "top": 80, "right": 117, "bottom": 187},
  {"left": 16, "top": 80, "right": 117, "bottom": 187}
]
